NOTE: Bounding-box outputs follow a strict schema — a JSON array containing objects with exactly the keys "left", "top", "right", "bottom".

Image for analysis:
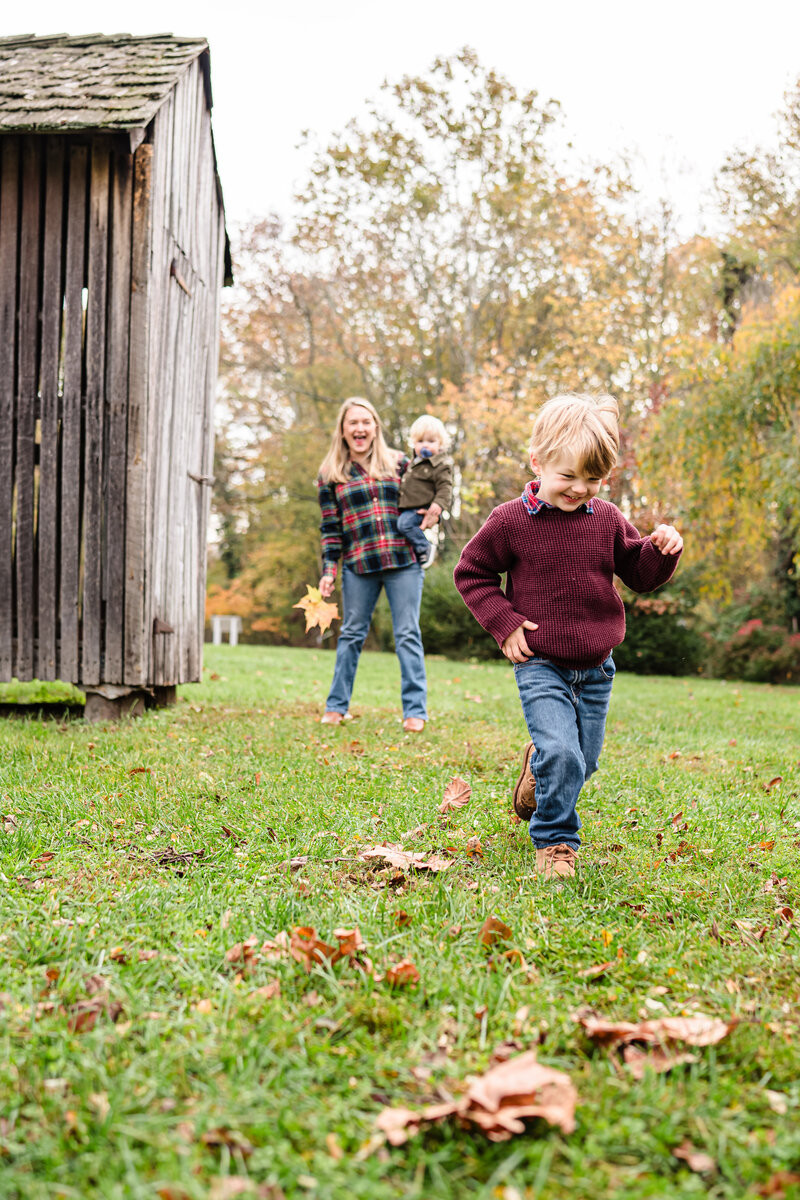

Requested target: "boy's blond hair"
[
  {"left": 530, "top": 393, "right": 619, "bottom": 478},
  {"left": 319, "top": 397, "right": 400, "bottom": 483},
  {"left": 409, "top": 414, "right": 450, "bottom": 452}
]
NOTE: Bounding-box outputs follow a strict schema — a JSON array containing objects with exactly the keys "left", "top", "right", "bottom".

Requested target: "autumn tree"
[{"left": 214, "top": 50, "right": 707, "bottom": 636}]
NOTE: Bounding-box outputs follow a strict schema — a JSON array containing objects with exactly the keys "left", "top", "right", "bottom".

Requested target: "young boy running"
[{"left": 453, "top": 394, "right": 683, "bottom": 879}]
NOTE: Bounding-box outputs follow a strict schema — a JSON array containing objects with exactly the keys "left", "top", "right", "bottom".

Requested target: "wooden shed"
[{"left": 0, "top": 33, "right": 231, "bottom": 716}]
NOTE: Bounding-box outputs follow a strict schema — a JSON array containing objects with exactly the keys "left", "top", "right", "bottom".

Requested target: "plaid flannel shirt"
[
  {"left": 521, "top": 478, "right": 595, "bottom": 516},
  {"left": 318, "top": 457, "right": 417, "bottom": 578}
]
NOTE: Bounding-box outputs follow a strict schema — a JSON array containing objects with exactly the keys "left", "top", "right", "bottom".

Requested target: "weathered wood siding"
[
  {"left": 0, "top": 57, "right": 225, "bottom": 687},
  {"left": 0, "top": 133, "right": 132, "bottom": 683},
  {"left": 142, "top": 58, "right": 225, "bottom": 686}
]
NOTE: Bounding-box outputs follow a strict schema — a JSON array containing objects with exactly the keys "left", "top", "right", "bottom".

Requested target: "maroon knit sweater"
[{"left": 454, "top": 497, "right": 682, "bottom": 668}]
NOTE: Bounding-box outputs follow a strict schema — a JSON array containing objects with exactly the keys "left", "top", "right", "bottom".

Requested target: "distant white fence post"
[{"left": 211, "top": 615, "right": 241, "bottom": 645}]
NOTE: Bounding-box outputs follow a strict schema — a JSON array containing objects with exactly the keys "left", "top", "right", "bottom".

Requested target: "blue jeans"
[
  {"left": 397, "top": 508, "right": 430, "bottom": 563},
  {"left": 513, "top": 655, "right": 615, "bottom": 849},
  {"left": 326, "top": 563, "right": 427, "bottom": 719}
]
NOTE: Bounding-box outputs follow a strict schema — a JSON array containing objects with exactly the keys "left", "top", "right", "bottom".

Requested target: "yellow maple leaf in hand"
[{"left": 293, "top": 585, "right": 340, "bottom": 634}]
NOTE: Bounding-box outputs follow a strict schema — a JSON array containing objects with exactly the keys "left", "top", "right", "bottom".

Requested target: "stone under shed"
[{"left": 0, "top": 33, "right": 232, "bottom": 719}]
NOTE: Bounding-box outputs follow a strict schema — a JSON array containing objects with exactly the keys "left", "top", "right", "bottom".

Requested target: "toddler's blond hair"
[
  {"left": 409, "top": 415, "right": 450, "bottom": 452},
  {"left": 530, "top": 393, "right": 619, "bottom": 478}
]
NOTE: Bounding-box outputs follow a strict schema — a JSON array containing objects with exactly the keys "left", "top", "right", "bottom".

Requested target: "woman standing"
[{"left": 317, "top": 398, "right": 431, "bottom": 731}]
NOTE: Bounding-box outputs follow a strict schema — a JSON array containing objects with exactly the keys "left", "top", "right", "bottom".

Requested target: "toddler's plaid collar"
[{"left": 521, "top": 479, "right": 594, "bottom": 516}]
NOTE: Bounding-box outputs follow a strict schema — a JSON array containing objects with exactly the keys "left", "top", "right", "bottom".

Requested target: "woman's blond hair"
[
  {"left": 530, "top": 393, "right": 619, "bottom": 478},
  {"left": 408, "top": 414, "right": 450, "bottom": 452},
  {"left": 318, "top": 397, "right": 401, "bottom": 483}
]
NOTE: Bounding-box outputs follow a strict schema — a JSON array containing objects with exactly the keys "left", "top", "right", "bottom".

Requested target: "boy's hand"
[
  {"left": 319, "top": 574, "right": 335, "bottom": 598},
  {"left": 418, "top": 502, "right": 442, "bottom": 530},
  {"left": 650, "top": 524, "right": 683, "bottom": 555},
  {"left": 501, "top": 620, "right": 539, "bottom": 663}
]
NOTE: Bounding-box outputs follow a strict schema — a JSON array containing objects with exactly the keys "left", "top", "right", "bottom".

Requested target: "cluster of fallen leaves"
[
  {"left": 374, "top": 1013, "right": 738, "bottom": 1152},
  {"left": 577, "top": 1012, "right": 736, "bottom": 1079},
  {"left": 376, "top": 1050, "right": 577, "bottom": 1145},
  {"left": 34, "top": 970, "right": 123, "bottom": 1033},
  {"left": 224, "top": 925, "right": 419, "bottom": 988}
]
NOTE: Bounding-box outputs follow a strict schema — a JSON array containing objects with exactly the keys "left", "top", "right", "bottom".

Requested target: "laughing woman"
[{"left": 316, "top": 397, "right": 429, "bottom": 732}]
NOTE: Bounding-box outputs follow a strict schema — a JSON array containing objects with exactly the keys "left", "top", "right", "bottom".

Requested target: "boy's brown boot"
[
  {"left": 512, "top": 741, "right": 537, "bottom": 821},
  {"left": 534, "top": 844, "right": 578, "bottom": 879}
]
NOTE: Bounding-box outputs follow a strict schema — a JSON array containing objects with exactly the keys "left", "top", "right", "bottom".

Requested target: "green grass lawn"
[{"left": 1, "top": 645, "right": 799, "bottom": 1199}]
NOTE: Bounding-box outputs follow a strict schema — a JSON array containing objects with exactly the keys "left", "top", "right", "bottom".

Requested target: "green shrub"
[
  {"left": 418, "top": 561, "right": 500, "bottom": 660},
  {"left": 714, "top": 619, "right": 800, "bottom": 683},
  {"left": 614, "top": 591, "right": 705, "bottom": 676}
]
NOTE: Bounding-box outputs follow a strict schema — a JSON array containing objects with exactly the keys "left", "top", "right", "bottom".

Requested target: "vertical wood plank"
[
  {"left": 60, "top": 144, "right": 88, "bottom": 683},
  {"left": 124, "top": 142, "right": 153, "bottom": 685},
  {"left": 144, "top": 106, "right": 170, "bottom": 685},
  {"left": 81, "top": 139, "right": 110, "bottom": 686},
  {"left": 0, "top": 139, "right": 19, "bottom": 682},
  {"left": 37, "top": 137, "right": 65, "bottom": 681},
  {"left": 15, "top": 137, "right": 41, "bottom": 682},
  {"left": 103, "top": 149, "right": 132, "bottom": 683}
]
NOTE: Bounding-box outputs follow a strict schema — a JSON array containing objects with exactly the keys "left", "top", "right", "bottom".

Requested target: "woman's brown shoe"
[
  {"left": 512, "top": 741, "right": 537, "bottom": 821},
  {"left": 321, "top": 711, "right": 345, "bottom": 725},
  {"left": 403, "top": 717, "right": 425, "bottom": 733}
]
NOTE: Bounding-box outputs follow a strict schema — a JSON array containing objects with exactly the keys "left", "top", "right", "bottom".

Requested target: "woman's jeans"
[
  {"left": 396, "top": 508, "right": 430, "bottom": 562},
  {"left": 326, "top": 563, "right": 427, "bottom": 719},
  {"left": 513, "top": 655, "right": 615, "bottom": 849}
]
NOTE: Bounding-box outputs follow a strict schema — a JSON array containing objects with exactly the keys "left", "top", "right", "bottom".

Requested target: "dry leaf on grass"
[
  {"left": 622, "top": 1045, "right": 697, "bottom": 1079},
  {"left": 479, "top": 916, "right": 513, "bottom": 947},
  {"left": 376, "top": 1050, "right": 577, "bottom": 1145},
  {"left": 247, "top": 981, "right": 281, "bottom": 1002},
  {"left": 293, "top": 585, "right": 339, "bottom": 634},
  {"left": 199, "top": 1127, "right": 254, "bottom": 1156},
  {"left": 384, "top": 959, "right": 420, "bottom": 987},
  {"left": 578, "top": 960, "right": 616, "bottom": 980},
  {"left": 440, "top": 776, "right": 472, "bottom": 814},
  {"left": 757, "top": 1171, "right": 800, "bottom": 1197},
  {"left": 673, "top": 1141, "right": 716, "bottom": 1173},
  {"left": 67, "top": 997, "right": 124, "bottom": 1033},
  {"left": 360, "top": 844, "right": 453, "bottom": 873},
  {"left": 578, "top": 1012, "right": 735, "bottom": 1074},
  {"left": 289, "top": 926, "right": 340, "bottom": 971}
]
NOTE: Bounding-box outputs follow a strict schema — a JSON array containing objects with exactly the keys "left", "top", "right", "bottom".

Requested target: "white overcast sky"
[{"left": 9, "top": 0, "right": 800, "bottom": 237}]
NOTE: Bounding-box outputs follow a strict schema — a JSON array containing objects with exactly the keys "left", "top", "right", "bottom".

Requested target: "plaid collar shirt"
[
  {"left": 521, "top": 478, "right": 595, "bottom": 517},
  {"left": 318, "top": 456, "right": 417, "bottom": 578}
]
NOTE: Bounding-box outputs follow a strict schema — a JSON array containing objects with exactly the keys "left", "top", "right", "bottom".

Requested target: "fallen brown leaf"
[
  {"left": 289, "top": 926, "right": 339, "bottom": 971},
  {"left": 578, "top": 1012, "right": 735, "bottom": 1073},
  {"left": 440, "top": 776, "right": 472, "bottom": 814},
  {"left": 376, "top": 1050, "right": 577, "bottom": 1146},
  {"left": 199, "top": 1126, "right": 254, "bottom": 1156},
  {"left": 578, "top": 960, "right": 616, "bottom": 980},
  {"left": 385, "top": 959, "right": 420, "bottom": 987},
  {"left": 479, "top": 916, "right": 513, "bottom": 948},
  {"left": 360, "top": 844, "right": 453, "bottom": 872},
  {"left": 247, "top": 981, "right": 281, "bottom": 1002},
  {"left": 757, "top": 1173, "right": 800, "bottom": 1198},
  {"left": 673, "top": 1140, "right": 716, "bottom": 1173}
]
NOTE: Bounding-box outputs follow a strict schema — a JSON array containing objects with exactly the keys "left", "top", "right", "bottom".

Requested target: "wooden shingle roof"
[{"left": 0, "top": 33, "right": 211, "bottom": 133}]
